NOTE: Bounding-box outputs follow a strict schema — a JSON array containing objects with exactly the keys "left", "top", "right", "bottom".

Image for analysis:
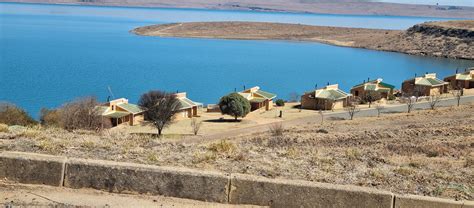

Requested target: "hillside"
[
  {"left": 1, "top": 104, "right": 473, "bottom": 200},
  {"left": 132, "top": 20, "right": 474, "bottom": 60},
  {"left": 3, "top": 0, "right": 474, "bottom": 18}
]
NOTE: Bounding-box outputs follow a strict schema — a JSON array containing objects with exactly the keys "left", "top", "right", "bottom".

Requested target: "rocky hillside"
[{"left": 372, "top": 21, "right": 474, "bottom": 59}]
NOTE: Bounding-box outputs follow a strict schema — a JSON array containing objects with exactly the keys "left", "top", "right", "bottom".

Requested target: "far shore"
[
  {"left": 132, "top": 21, "right": 474, "bottom": 60},
  {"left": 2, "top": 0, "right": 474, "bottom": 19}
]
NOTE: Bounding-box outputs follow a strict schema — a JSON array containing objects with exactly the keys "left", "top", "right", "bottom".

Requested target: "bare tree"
[
  {"left": 364, "top": 91, "right": 381, "bottom": 108},
  {"left": 345, "top": 102, "right": 360, "bottom": 120},
  {"left": 59, "top": 97, "right": 108, "bottom": 131},
  {"left": 288, "top": 92, "right": 300, "bottom": 103},
  {"left": 139, "top": 90, "right": 181, "bottom": 136},
  {"left": 428, "top": 93, "right": 442, "bottom": 110},
  {"left": 403, "top": 95, "right": 417, "bottom": 113},
  {"left": 450, "top": 85, "right": 463, "bottom": 107},
  {"left": 191, "top": 118, "right": 202, "bottom": 135},
  {"left": 318, "top": 110, "right": 324, "bottom": 124},
  {"left": 375, "top": 103, "right": 384, "bottom": 117}
]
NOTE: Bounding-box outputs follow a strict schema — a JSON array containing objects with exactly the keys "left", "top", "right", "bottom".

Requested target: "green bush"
[
  {"left": 275, "top": 99, "right": 285, "bottom": 107},
  {"left": 388, "top": 94, "right": 396, "bottom": 100},
  {"left": 219, "top": 93, "right": 251, "bottom": 121},
  {"left": 0, "top": 102, "right": 37, "bottom": 126}
]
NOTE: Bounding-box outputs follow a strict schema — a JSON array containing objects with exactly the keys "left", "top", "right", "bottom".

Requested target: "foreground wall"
[{"left": 0, "top": 151, "right": 472, "bottom": 208}]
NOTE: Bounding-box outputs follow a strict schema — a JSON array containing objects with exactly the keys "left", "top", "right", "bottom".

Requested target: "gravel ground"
[{"left": 0, "top": 104, "right": 472, "bottom": 200}]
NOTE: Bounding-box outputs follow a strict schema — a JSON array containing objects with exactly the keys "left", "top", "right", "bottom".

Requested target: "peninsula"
[{"left": 132, "top": 20, "right": 474, "bottom": 60}]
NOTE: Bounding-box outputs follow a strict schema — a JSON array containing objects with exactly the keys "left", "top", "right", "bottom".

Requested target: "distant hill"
[
  {"left": 132, "top": 20, "right": 474, "bottom": 60},
  {"left": 2, "top": 0, "right": 474, "bottom": 18}
]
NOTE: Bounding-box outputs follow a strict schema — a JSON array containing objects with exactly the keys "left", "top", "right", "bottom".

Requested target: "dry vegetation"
[
  {"left": 133, "top": 20, "right": 474, "bottom": 60},
  {"left": 0, "top": 104, "right": 473, "bottom": 200}
]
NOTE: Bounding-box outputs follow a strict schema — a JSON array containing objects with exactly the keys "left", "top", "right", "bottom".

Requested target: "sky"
[{"left": 374, "top": 0, "right": 474, "bottom": 7}]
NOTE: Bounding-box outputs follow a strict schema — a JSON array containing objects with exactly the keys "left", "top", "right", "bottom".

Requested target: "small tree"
[
  {"left": 288, "top": 92, "right": 300, "bottom": 103},
  {"left": 219, "top": 93, "right": 251, "bottom": 121},
  {"left": 59, "top": 97, "right": 107, "bottom": 131},
  {"left": 40, "top": 108, "right": 61, "bottom": 127},
  {"left": 403, "top": 95, "right": 417, "bottom": 113},
  {"left": 428, "top": 93, "right": 442, "bottom": 110},
  {"left": 0, "top": 102, "right": 37, "bottom": 126},
  {"left": 375, "top": 103, "right": 384, "bottom": 117},
  {"left": 190, "top": 118, "right": 202, "bottom": 135},
  {"left": 318, "top": 110, "right": 324, "bottom": 124},
  {"left": 345, "top": 102, "right": 360, "bottom": 120},
  {"left": 139, "top": 90, "right": 181, "bottom": 136},
  {"left": 363, "top": 91, "right": 381, "bottom": 108},
  {"left": 450, "top": 85, "right": 463, "bottom": 107}
]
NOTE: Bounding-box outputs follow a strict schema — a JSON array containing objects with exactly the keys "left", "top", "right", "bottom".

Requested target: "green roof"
[
  {"left": 103, "top": 111, "right": 131, "bottom": 118},
  {"left": 255, "top": 90, "right": 276, "bottom": 100},
  {"left": 379, "top": 82, "right": 395, "bottom": 89},
  {"left": 415, "top": 77, "right": 445, "bottom": 86},
  {"left": 352, "top": 79, "right": 395, "bottom": 91},
  {"left": 117, "top": 103, "right": 144, "bottom": 114},
  {"left": 315, "top": 88, "right": 350, "bottom": 100},
  {"left": 177, "top": 97, "right": 198, "bottom": 110}
]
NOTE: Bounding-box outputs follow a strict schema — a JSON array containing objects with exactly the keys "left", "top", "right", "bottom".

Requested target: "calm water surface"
[{"left": 1, "top": 3, "right": 473, "bottom": 118}]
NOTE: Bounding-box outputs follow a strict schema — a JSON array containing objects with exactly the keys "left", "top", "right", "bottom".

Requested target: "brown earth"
[
  {"left": 132, "top": 20, "right": 474, "bottom": 60},
  {"left": 1, "top": 104, "right": 473, "bottom": 200},
  {"left": 3, "top": 0, "right": 474, "bottom": 19}
]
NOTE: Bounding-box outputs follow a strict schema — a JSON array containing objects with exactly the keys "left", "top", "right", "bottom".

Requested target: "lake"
[{"left": 1, "top": 3, "right": 473, "bottom": 118}]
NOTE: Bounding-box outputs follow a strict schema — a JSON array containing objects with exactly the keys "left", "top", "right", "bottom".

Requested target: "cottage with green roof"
[
  {"left": 301, "top": 84, "right": 351, "bottom": 110},
  {"left": 98, "top": 98, "right": 145, "bottom": 127},
  {"left": 238, "top": 86, "right": 277, "bottom": 111},
  {"left": 444, "top": 68, "right": 474, "bottom": 90},
  {"left": 402, "top": 73, "right": 448, "bottom": 96},
  {"left": 174, "top": 92, "right": 202, "bottom": 119},
  {"left": 350, "top": 78, "right": 395, "bottom": 100}
]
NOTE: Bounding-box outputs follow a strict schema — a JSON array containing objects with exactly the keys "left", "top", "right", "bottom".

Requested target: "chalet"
[
  {"left": 97, "top": 98, "right": 145, "bottom": 127},
  {"left": 444, "top": 68, "right": 474, "bottom": 90},
  {"left": 174, "top": 92, "right": 202, "bottom": 119},
  {"left": 350, "top": 78, "right": 395, "bottom": 100},
  {"left": 239, "top": 86, "right": 276, "bottom": 111},
  {"left": 401, "top": 73, "right": 448, "bottom": 96},
  {"left": 301, "top": 84, "right": 351, "bottom": 110}
]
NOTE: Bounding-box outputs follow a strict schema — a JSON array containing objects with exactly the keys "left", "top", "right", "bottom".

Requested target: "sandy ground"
[
  {"left": 132, "top": 21, "right": 474, "bottom": 60},
  {"left": 3, "top": 0, "right": 474, "bottom": 18},
  {"left": 1, "top": 102, "right": 472, "bottom": 200},
  {"left": 0, "top": 180, "right": 263, "bottom": 207}
]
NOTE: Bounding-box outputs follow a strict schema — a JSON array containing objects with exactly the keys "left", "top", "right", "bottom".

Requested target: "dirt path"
[{"left": 0, "top": 180, "right": 263, "bottom": 208}]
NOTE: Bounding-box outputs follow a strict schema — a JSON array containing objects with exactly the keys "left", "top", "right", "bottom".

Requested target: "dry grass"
[
  {"left": 0, "top": 124, "right": 8, "bottom": 133},
  {"left": 1, "top": 104, "right": 473, "bottom": 200}
]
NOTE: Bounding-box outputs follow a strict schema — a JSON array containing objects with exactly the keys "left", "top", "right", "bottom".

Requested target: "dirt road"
[{"left": 0, "top": 180, "right": 263, "bottom": 208}]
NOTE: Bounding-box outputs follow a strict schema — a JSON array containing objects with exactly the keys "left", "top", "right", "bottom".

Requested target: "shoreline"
[
  {"left": 132, "top": 21, "right": 474, "bottom": 60},
  {"left": 2, "top": 0, "right": 474, "bottom": 19}
]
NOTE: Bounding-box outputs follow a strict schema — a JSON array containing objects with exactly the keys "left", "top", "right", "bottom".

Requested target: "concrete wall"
[{"left": 1, "top": 151, "right": 472, "bottom": 208}]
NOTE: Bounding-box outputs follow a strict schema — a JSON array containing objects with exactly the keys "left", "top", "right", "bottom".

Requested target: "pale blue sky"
[{"left": 375, "top": 0, "right": 474, "bottom": 7}]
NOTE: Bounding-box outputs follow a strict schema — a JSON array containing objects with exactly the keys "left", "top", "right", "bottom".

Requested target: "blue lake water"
[{"left": 1, "top": 3, "right": 473, "bottom": 118}]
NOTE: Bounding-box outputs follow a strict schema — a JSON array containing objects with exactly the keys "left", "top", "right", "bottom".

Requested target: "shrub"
[
  {"left": 0, "top": 102, "right": 37, "bottom": 126},
  {"left": 269, "top": 122, "right": 284, "bottom": 136},
  {"left": 208, "top": 140, "right": 235, "bottom": 154},
  {"left": 219, "top": 93, "right": 251, "bottom": 121},
  {"left": 275, "top": 99, "right": 285, "bottom": 107},
  {"left": 388, "top": 94, "right": 396, "bottom": 100},
  {"left": 59, "top": 97, "right": 109, "bottom": 131},
  {"left": 40, "top": 108, "right": 61, "bottom": 127},
  {"left": 0, "top": 123, "right": 8, "bottom": 133}
]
